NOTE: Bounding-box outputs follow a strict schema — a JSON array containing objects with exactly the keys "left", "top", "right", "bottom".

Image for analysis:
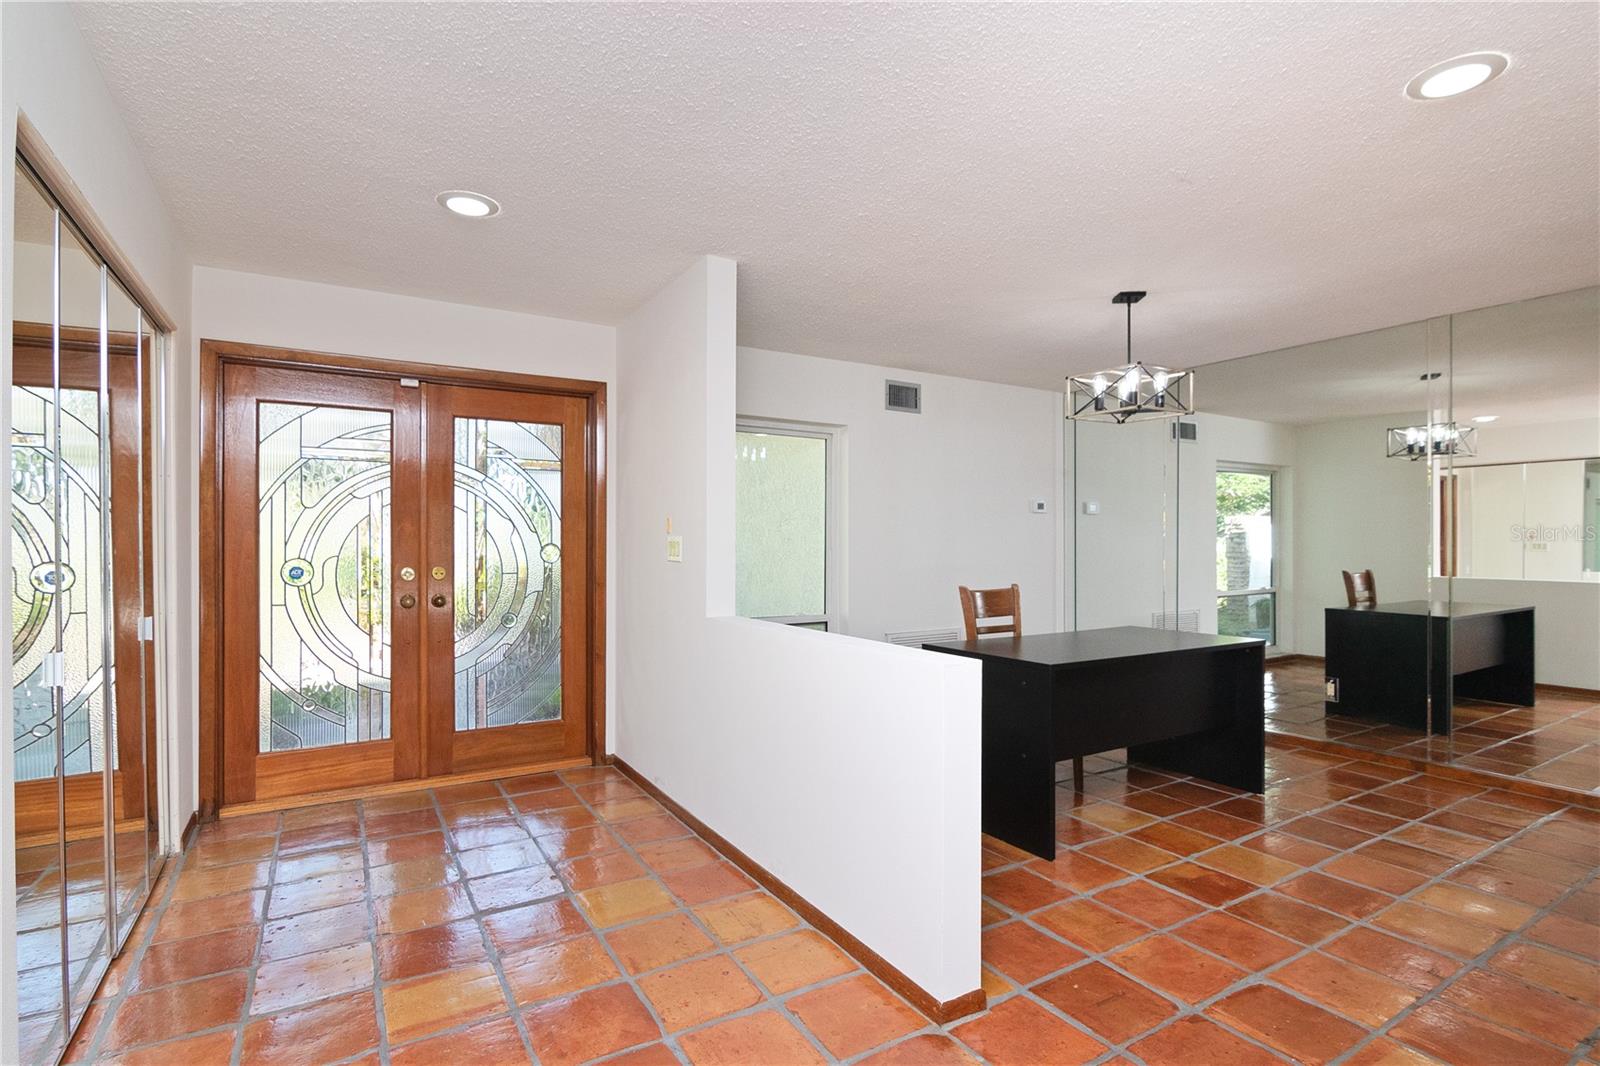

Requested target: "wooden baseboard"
[
  {"left": 612, "top": 757, "right": 986, "bottom": 1024},
  {"left": 180, "top": 810, "right": 200, "bottom": 850},
  {"left": 217, "top": 756, "right": 592, "bottom": 819},
  {"left": 1537, "top": 682, "right": 1600, "bottom": 700},
  {"left": 1266, "top": 733, "right": 1600, "bottom": 810}
]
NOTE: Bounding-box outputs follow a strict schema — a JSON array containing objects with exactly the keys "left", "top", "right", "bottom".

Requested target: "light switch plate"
[
  {"left": 1325, "top": 677, "right": 1339, "bottom": 701},
  {"left": 1081, "top": 500, "right": 1100, "bottom": 516},
  {"left": 666, "top": 535, "right": 683, "bottom": 563}
]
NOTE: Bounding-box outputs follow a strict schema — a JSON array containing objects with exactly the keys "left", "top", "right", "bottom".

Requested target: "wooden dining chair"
[
  {"left": 959, "top": 585, "right": 1087, "bottom": 791},
  {"left": 1342, "top": 569, "right": 1377, "bottom": 608}
]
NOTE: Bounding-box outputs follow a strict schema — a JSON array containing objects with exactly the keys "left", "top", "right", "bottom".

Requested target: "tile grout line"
[{"left": 975, "top": 753, "right": 1592, "bottom": 1062}]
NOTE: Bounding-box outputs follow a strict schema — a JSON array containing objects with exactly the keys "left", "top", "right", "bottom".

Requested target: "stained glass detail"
[
  {"left": 258, "top": 403, "right": 393, "bottom": 752},
  {"left": 11, "top": 385, "right": 113, "bottom": 782},
  {"left": 453, "top": 418, "right": 562, "bottom": 731}
]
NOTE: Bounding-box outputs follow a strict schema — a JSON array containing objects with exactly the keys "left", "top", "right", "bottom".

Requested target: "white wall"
[
  {"left": 189, "top": 266, "right": 619, "bottom": 755},
  {"left": 1290, "top": 414, "right": 1434, "bottom": 656},
  {"left": 737, "top": 346, "right": 1063, "bottom": 640},
  {"left": 2, "top": 6, "right": 196, "bottom": 1060},
  {"left": 617, "top": 257, "right": 982, "bottom": 1006}
]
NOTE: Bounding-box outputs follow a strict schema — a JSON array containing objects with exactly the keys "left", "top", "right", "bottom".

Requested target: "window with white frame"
[
  {"left": 734, "top": 421, "right": 839, "bottom": 630},
  {"left": 1215, "top": 465, "right": 1277, "bottom": 644}
]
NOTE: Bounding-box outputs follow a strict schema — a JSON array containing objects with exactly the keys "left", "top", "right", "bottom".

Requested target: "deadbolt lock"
[
  {"left": 431, "top": 593, "right": 449, "bottom": 609},
  {"left": 431, "top": 566, "right": 447, "bottom": 580},
  {"left": 399, "top": 566, "right": 416, "bottom": 582},
  {"left": 398, "top": 593, "right": 416, "bottom": 609}
]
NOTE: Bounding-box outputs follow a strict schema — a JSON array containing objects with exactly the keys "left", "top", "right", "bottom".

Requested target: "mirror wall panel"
[
  {"left": 1072, "top": 417, "right": 1181, "bottom": 632},
  {"left": 11, "top": 159, "right": 69, "bottom": 1066},
  {"left": 9, "top": 155, "right": 165, "bottom": 1065},
  {"left": 104, "top": 276, "right": 152, "bottom": 947},
  {"left": 1437, "top": 288, "right": 1600, "bottom": 791},
  {"left": 52, "top": 203, "right": 114, "bottom": 1031}
]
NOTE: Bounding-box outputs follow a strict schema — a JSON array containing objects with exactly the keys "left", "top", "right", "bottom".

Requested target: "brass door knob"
[
  {"left": 398, "top": 593, "right": 416, "bottom": 609},
  {"left": 431, "top": 593, "right": 449, "bottom": 609}
]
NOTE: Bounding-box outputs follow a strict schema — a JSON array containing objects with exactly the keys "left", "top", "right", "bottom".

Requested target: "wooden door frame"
[{"left": 198, "top": 338, "right": 608, "bottom": 819}]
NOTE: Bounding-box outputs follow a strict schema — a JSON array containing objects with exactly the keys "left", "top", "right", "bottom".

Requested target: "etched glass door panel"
[
  {"left": 453, "top": 417, "right": 562, "bottom": 731},
  {"left": 257, "top": 403, "right": 393, "bottom": 752}
]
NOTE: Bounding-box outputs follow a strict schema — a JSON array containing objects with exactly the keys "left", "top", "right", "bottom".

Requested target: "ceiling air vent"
[{"left": 885, "top": 380, "right": 921, "bottom": 414}]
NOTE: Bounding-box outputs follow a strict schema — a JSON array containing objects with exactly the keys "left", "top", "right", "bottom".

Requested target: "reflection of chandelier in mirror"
[
  {"left": 1386, "top": 422, "right": 1477, "bottom": 460},
  {"left": 1066, "top": 291, "right": 1195, "bottom": 423}
]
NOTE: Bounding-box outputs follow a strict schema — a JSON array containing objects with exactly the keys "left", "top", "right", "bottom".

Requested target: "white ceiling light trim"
[
  {"left": 1406, "top": 52, "right": 1510, "bottom": 100},
  {"left": 437, "top": 190, "right": 501, "bottom": 218},
  {"left": 1472, "top": 414, "right": 1500, "bottom": 423}
]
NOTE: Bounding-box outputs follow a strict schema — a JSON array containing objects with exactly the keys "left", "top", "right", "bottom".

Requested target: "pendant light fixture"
[
  {"left": 1386, "top": 318, "right": 1475, "bottom": 460},
  {"left": 1066, "top": 291, "right": 1195, "bottom": 423},
  {"left": 1386, "top": 421, "right": 1477, "bottom": 460}
]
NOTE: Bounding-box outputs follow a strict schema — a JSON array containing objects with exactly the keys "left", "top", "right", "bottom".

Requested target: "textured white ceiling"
[{"left": 72, "top": 2, "right": 1599, "bottom": 386}]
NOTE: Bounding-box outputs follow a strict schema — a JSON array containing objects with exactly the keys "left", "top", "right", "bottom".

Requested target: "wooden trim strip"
[
  {"left": 612, "top": 757, "right": 986, "bottom": 1024},
  {"left": 1537, "top": 682, "right": 1600, "bottom": 700},
  {"left": 200, "top": 337, "right": 607, "bottom": 399},
  {"left": 1266, "top": 733, "right": 1600, "bottom": 811},
  {"left": 180, "top": 810, "right": 200, "bottom": 851},
  {"left": 1266, "top": 653, "right": 1325, "bottom": 666},
  {"left": 219, "top": 756, "right": 591, "bottom": 818},
  {"left": 15, "top": 114, "right": 178, "bottom": 333}
]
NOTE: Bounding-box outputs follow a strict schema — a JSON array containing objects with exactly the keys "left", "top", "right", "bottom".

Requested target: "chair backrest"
[
  {"left": 959, "top": 584, "right": 1021, "bottom": 639},
  {"left": 1342, "top": 569, "right": 1377, "bottom": 608}
]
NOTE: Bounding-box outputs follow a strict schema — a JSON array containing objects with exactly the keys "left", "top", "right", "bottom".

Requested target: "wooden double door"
[{"left": 218, "top": 359, "right": 597, "bottom": 806}]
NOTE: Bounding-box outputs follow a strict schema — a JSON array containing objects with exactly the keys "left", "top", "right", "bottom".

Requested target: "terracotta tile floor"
[
  {"left": 1265, "top": 659, "right": 1600, "bottom": 795},
  {"left": 60, "top": 754, "right": 1600, "bottom": 1065}
]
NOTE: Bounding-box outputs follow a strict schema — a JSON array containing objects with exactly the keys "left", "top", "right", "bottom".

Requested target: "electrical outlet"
[
  {"left": 665, "top": 535, "right": 683, "bottom": 563},
  {"left": 1030, "top": 498, "right": 1048, "bottom": 514},
  {"left": 1324, "top": 677, "right": 1339, "bottom": 702}
]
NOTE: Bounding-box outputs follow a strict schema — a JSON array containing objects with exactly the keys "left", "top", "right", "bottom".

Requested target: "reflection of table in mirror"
[{"left": 1324, "top": 601, "right": 1535, "bottom": 734}]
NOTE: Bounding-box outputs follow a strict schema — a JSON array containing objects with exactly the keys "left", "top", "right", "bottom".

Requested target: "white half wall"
[
  {"left": 3, "top": 6, "right": 195, "bottom": 1060},
  {"left": 617, "top": 257, "right": 982, "bottom": 1006},
  {"left": 737, "top": 346, "right": 1064, "bottom": 641},
  {"left": 189, "top": 266, "right": 619, "bottom": 769}
]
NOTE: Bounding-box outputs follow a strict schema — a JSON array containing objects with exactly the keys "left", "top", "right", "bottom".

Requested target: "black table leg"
[{"left": 980, "top": 661, "right": 1057, "bottom": 860}]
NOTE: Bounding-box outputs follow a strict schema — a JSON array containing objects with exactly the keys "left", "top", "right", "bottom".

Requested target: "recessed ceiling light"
[
  {"left": 437, "top": 191, "right": 500, "bottom": 218},
  {"left": 1405, "top": 52, "right": 1509, "bottom": 100},
  {"left": 1472, "top": 414, "right": 1499, "bottom": 423}
]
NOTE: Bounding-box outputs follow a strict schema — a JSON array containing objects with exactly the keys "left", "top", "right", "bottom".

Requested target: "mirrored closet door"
[{"left": 11, "top": 156, "right": 166, "bottom": 1066}]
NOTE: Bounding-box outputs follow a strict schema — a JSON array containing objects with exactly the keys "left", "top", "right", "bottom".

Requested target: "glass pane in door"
[
  {"left": 453, "top": 418, "right": 562, "bottom": 730},
  {"left": 257, "top": 403, "right": 393, "bottom": 751}
]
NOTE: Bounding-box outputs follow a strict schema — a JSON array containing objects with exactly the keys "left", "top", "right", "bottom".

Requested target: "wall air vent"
[
  {"left": 885, "top": 628, "right": 959, "bottom": 648},
  {"left": 1172, "top": 421, "right": 1197, "bottom": 442},
  {"left": 1151, "top": 610, "right": 1200, "bottom": 632},
  {"left": 885, "top": 380, "right": 921, "bottom": 414}
]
